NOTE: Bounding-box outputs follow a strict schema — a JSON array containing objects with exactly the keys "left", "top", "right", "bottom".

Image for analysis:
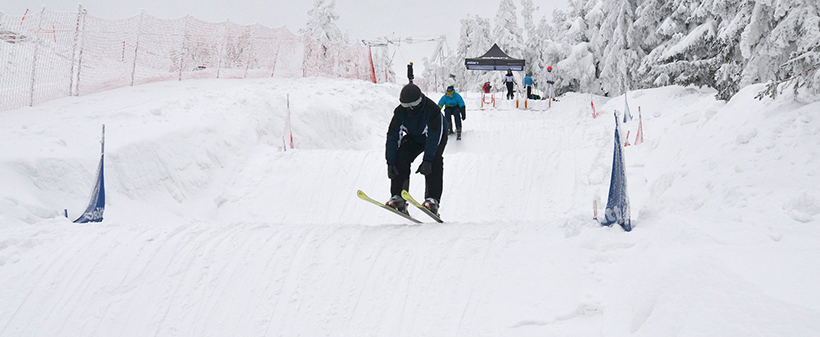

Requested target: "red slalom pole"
[
  {"left": 591, "top": 100, "right": 598, "bottom": 118},
  {"left": 635, "top": 107, "right": 644, "bottom": 145}
]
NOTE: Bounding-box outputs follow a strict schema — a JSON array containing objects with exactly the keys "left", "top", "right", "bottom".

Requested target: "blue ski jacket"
[
  {"left": 386, "top": 96, "right": 446, "bottom": 164},
  {"left": 524, "top": 75, "right": 533, "bottom": 86},
  {"left": 437, "top": 92, "right": 465, "bottom": 108}
]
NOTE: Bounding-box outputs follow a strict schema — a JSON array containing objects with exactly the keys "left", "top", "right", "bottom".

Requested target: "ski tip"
[
  {"left": 400, "top": 190, "right": 416, "bottom": 203},
  {"left": 356, "top": 190, "right": 367, "bottom": 198}
]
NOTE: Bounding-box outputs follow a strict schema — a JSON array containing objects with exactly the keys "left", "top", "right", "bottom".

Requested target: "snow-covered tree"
[
  {"left": 446, "top": 15, "right": 493, "bottom": 91},
  {"left": 520, "top": 0, "right": 540, "bottom": 75},
  {"left": 758, "top": 0, "right": 820, "bottom": 100},
  {"left": 493, "top": 0, "right": 525, "bottom": 62},
  {"left": 596, "top": 0, "right": 643, "bottom": 96},
  {"left": 635, "top": 0, "right": 725, "bottom": 91},
  {"left": 438, "top": 0, "right": 819, "bottom": 102},
  {"left": 301, "top": 0, "right": 344, "bottom": 42},
  {"left": 370, "top": 46, "right": 395, "bottom": 84},
  {"left": 547, "top": 1, "right": 600, "bottom": 95}
]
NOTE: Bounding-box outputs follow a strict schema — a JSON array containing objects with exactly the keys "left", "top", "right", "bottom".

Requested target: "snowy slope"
[{"left": 1, "top": 78, "right": 819, "bottom": 337}]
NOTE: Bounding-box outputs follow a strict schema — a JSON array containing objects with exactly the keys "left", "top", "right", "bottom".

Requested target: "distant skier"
[
  {"left": 524, "top": 72, "right": 533, "bottom": 99},
  {"left": 385, "top": 83, "right": 448, "bottom": 216},
  {"left": 502, "top": 70, "right": 516, "bottom": 100},
  {"left": 438, "top": 85, "right": 466, "bottom": 140},
  {"left": 544, "top": 65, "right": 555, "bottom": 101}
]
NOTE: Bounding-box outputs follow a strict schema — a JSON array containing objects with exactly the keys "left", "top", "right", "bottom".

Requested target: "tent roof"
[
  {"left": 464, "top": 43, "right": 525, "bottom": 71},
  {"left": 478, "top": 44, "right": 515, "bottom": 59}
]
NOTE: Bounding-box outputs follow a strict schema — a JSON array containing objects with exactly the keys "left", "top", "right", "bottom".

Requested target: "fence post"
[
  {"left": 178, "top": 15, "right": 189, "bottom": 81},
  {"left": 29, "top": 7, "right": 46, "bottom": 107},
  {"left": 302, "top": 35, "right": 308, "bottom": 78},
  {"left": 217, "top": 20, "right": 227, "bottom": 79},
  {"left": 74, "top": 7, "right": 87, "bottom": 96},
  {"left": 69, "top": 5, "right": 82, "bottom": 96},
  {"left": 270, "top": 38, "right": 281, "bottom": 78},
  {"left": 131, "top": 11, "right": 144, "bottom": 86},
  {"left": 243, "top": 24, "right": 256, "bottom": 79}
]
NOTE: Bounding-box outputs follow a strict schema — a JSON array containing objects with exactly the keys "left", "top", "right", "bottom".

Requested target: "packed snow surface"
[{"left": 1, "top": 77, "right": 819, "bottom": 336}]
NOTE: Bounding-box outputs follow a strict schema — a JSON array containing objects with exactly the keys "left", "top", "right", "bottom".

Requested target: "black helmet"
[{"left": 399, "top": 84, "right": 423, "bottom": 108}]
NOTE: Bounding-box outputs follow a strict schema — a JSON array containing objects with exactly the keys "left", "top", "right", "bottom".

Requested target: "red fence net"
[{"left": 0, "top": 6, "right": 376, "bottom": 112}]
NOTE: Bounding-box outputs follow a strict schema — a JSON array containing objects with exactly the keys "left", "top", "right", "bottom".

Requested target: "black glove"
[
  {"left": 387, "top": 164, "right": 399, "bottom": 180},
  {"left": 416, "top": 161, "right": 432, "bottom": 175},
  {"left": 461, "top": 107, "right": 466, "bottom": 120}
]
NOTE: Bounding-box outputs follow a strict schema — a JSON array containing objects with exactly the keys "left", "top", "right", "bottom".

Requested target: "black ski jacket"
[{"left": 385, "top": 96, "right": 445, "bottom": 164}]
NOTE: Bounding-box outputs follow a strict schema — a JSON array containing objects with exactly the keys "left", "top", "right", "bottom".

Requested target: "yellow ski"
[
  {"left": 401, "top": 190, "right": 444, "bottom": 223},
  {"left": 357, "top": 190, "right": 422, "bottom": 224}
]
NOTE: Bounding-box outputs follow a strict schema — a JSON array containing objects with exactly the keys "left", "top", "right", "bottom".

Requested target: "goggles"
[{"left": 400, "top": 97, "right": 422, "bottom": 108}]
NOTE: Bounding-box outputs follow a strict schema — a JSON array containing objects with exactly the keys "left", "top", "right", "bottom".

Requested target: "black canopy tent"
[{"left": 464, "top": 43, "right": 525, "bottom": 71}]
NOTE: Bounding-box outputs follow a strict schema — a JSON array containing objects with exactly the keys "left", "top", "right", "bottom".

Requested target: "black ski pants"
[
  {"left": 390, "top": 136, "right": 448, "bottom": 202},
  {"left": 506, "top": 82, "right": 514, "bottom": 99},
  {"left": 444, "top": 106, "right": 462, "bottom": 132}
]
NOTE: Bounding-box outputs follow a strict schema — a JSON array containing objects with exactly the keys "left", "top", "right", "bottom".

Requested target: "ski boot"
[
  {"left": 422, "top": 198, "right": 440, "bottom": 216},
  {"left": 456, "top": 130, "right": 462, "bottom": 140},
  {"left": 385, "top": 195, "right": 409, "bottom": 215}
]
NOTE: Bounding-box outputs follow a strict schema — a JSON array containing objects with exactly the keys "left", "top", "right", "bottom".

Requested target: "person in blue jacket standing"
[
  {"left": 385, "top": 83, "right": 448, "bottom": 216},
  {"left": 437, "top": 85, "right": 466, "bottom": 140},
  {"left": 523, "top": 72, "right": 533, "bottom": 99}
]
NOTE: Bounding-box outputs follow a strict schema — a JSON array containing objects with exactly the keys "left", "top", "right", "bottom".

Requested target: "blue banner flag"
[
  {"left": 602, "top": 114, "right": 631, "bottom": 231},
  {"left": 74, "top": 125, "right": 105, "bottom": 223}
]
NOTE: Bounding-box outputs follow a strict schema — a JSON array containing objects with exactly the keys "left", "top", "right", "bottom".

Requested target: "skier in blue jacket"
[
  {"left": 385, "top": 83, "right": 448, "bottom": 216},
  {"left": 437, "top": 85, "right": 466, "bottom": 140},
  {"left": 523, "top": 73, "right": 533, "bottom": 99}
]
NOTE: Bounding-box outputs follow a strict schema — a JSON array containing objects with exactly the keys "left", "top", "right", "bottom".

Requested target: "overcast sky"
[{"left": 2, "top": 0, "right": 569, "bottom": 77}]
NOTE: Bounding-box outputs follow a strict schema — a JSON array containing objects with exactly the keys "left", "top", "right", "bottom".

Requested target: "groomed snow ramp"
[
  {"left": 73, "top": 125, "right": 105, "bottom": 223},
  {"left": 601, "top": 114, "right": 631, "bottom": 231}
]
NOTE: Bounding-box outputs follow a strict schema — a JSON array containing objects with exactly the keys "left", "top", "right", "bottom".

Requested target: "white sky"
[{"left": 2, "top": 0, "right": 569, "bottom": 78}]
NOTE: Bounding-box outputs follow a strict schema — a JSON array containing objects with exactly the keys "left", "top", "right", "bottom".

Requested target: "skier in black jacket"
[{"left": 385, "top": 83, "right": 448, "bottom": 216}]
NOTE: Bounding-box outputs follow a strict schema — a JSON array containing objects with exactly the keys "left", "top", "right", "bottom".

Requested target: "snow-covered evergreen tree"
[
  {"left": 759, "top": 0, "right": 820, "bottom": 100},
  {"left": 596, "top": 0, "right": 643, "bottom": 96},
  {"left": 493, "top": 0, "right": 525, "bottom": 63},
  {"left": 301, "top": 0, "right": 343, "bottom": 42},
  {"left": 446, "top": 15, "right": 493, "bottom": 91},
  {"left": 520, "top": 0, "right": 540, "bottom": 75},
  {"left": 545, "top": 2, "right": 598, "bottom": 95},
  {"left": 370, "top": 46, "right": 395, "bottom": 84},
  {"left": 737, "top": 0, "right": 817, "bottom": 90},
  {"left": 441, "top": 0, "right": 818, "bottom": 102}
]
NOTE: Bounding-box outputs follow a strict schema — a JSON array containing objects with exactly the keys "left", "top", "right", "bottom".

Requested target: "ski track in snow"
[{"left": 1, "top": 78, "right": 820, "bottom": 336}]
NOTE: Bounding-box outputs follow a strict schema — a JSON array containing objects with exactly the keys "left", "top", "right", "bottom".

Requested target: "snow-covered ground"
[{"left": 1, "top": 77, "right": 819, "bottom": 336}]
